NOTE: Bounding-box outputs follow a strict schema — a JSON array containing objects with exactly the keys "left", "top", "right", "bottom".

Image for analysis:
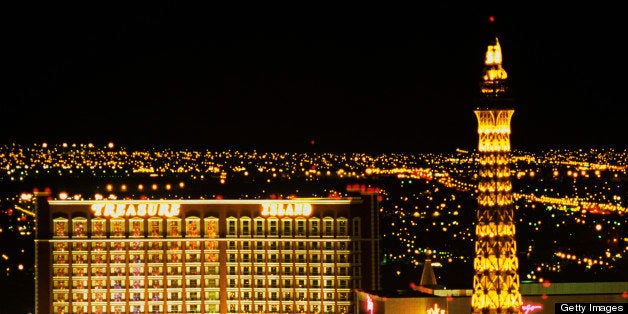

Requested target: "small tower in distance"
[{"left": 471, "top": 18, "right": 523, "bottom": 314}]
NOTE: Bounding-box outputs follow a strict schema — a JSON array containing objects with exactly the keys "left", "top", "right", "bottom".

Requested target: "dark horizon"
[{"left": 4, "top": 4, "right": 627, "bottom": 152}]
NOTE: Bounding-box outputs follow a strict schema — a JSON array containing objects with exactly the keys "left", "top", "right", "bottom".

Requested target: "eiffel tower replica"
[{"left": 471, "top": 28, "right": 523, "bottom": 313}]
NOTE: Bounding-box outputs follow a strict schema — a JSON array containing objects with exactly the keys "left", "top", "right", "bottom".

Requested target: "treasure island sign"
[
  {"left": 91, "top": 203, "right": 181, "bottom": 218},
  {"left": 261, "top": 203, "right": 313, "bottom": 217}
]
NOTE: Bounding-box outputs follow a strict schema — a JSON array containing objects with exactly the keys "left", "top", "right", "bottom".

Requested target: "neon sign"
[
  {"left": 521, "top": 304, "right": 542, "bottom": 314},
  {"left": 260, "top": 203, "right": 312, "bottom": 217},
  {"left": 366, "top": 295, "right": 373, "bottom": 314},
  {"left": 427, "top": 303, "right": 445, "bottom": 314},
  {"left": 91, "top": 203, "right": 181, "bottom": 218}
]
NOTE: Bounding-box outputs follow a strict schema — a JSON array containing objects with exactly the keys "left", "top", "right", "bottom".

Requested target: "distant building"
[
  {"left": 354, "top": 281, "right": 627, "bottom": 313},
  {"left": 34, "top": 191, "right": 381, "bottom": 314}
]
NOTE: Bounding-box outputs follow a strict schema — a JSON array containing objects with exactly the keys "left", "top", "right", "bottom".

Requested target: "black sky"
[{"left": 4, "top": 4, "right": 627, "bottom": 152}]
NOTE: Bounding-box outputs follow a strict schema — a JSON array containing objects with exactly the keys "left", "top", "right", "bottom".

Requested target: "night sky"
[{"left": 4, "top": 4, "right": 627, "bottom": 152}]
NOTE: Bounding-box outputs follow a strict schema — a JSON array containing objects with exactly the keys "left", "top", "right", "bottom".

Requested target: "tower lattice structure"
[{"left": 471, "top": 36, "right": 523, "bottom": 314}]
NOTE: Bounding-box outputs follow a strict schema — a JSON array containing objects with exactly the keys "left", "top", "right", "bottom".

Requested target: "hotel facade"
[{"left": 34, "top": 192, "right": 381, "bottom": 314}]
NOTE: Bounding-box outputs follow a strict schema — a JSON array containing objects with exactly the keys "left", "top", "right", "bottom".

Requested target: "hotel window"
[
  {"left": 205, "top": 217, "right": 219, "bottom": 237},
  {"left": 189, "top": 291, "right": 198, "bottom": 300},
  {"left": 229, "top": 254, "right": 236, "bottom": 263},
  {"left": 186, "top": 217, "right": 200, "bottom": 237},
  {"left": 311, "top": 280, "right": 319, "bottom": 288},
  {"left": 72, "top": 217, "right": 87, "bottom": 237},
  {"left": 297, "top": 279, "right": 305, "bottom": 288},
  {"left": 242, "top": 253, "right": 250, "bottom": 262},
  {"left": 309, "top": 218, "right": 319, "bottom": 236},
  {"left": 242, "top": 241, "right": 250, "bottom": 250},
  {"left": 323, "top": 218, "right": 333, "bottom": 236},
  {"left": 242, "top": 266, "right": 250, "bottom": 275},
  {"left": 229, "top": 266, "right": 236, "bottom": 275},
  {"left": 254, "top": 218, "right": 264, "bottom": 236},
  {"left": 256, "top": 279, "right": 264, "bottom": 288},
  {"left": 228, "top": 241, "right": 236, "bottom": 250},
  {"left": 270, "top": 267, "right": 277, "bottom": 275},
  {"left": 53, "top": 218, "right": 68, "bottom": 238},
  {"left": 283, "top": 279, "right": 292, "bottom": 288},
  {"left": 241, "top": 217, "right": 250, "bottom": 236},
  {"left": 311, "top": 242, "right": 319, "bottom": 250},
  {"left": 229, "top": 279, "right": 236, "bottom": 288},
  {"left": 324, "top": 242, "right": 333, "bottom": 250},
  {"left": 352, "top": 217, "right": 360, "bottom": 237},
  {"left": 325, "top": 280, "right": 333, "bottom": 287},
  {"left": 283, "top": 267, "right": 291, "bottom": 275},
  {"left": 283, "top": 254, "right": 291, "bottom": 263},
  {"left": 243, "top": 279, "right": 250, "bottom": 287},
  {"left": 296, "top": 219, "right": 305, "bottom": 236},
  {"left": 270, "top": 254, "right": 277, "bottom": 263},
  {"left": 130, "top": 218, "right": 144, "bottom": 237},
  {"left": 338, "top": 218, "right": 347, "bottom": 236},
  {"left": 256, "top": 266, "right": 264, "bottom": 275},
  {"left": 255, "top": 241, "right": 263, "bottom": 250},
  {"left": 270, "top": 241, "right": 277, "bottom": 250},
  {"left": 311, "top": 267, "right": 319, "bottom": 275},
  {"left": 270, "top": 291, "right": 278, "bottom": 300},
  {"left": 311, "top": 254, "right": 319, "bottom": 262},
  {"left": 148, "top": 218, "right": 161, "bottom": 237},
  {"left": 282, "top": 219, "right": 291, "bottom": 236},
  {"left": 227, "top": 218, "right": 237, "bottom": 236},
  {"left": 256, "top": 254, "right": 263, "bottom": 263},
  {"left": 167, "top": 219, "right": 181, "bottom": 237},
  {"left": 91, "top": 219, "right": 105, "bottom": 237},
  {"left": 110, "top": 219, "right": 124, "bottom": 237},
  {"left": 297, "top": 241, "right": 305, "bottom": 250},
  {"left": 269, "top": 219, "right": 278, "bottom": 236}
]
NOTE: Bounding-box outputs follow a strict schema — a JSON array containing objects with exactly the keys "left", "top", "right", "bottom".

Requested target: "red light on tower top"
[{"left": 489, "top": 15, "right": 495, "bottom": 23}]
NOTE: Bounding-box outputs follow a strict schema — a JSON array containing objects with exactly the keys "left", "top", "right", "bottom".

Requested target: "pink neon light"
[
  {"left": 521, "top": 304, "right": 542, "bottom": 314},
  {"left": 367, "top": 295, "right": 374, "bottom": 314}
]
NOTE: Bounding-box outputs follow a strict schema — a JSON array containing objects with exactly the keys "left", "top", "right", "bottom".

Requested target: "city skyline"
[{"left": 4, "top": 4, "right": 627, "bottom": 152}]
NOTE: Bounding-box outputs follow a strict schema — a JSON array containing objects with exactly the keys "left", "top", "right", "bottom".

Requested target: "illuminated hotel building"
[
  {"left": 471, "top": 36, "right": 523, "bottom": 313},
  {"left": 34, "top": 192, "right": 381, "bottom": 314}
]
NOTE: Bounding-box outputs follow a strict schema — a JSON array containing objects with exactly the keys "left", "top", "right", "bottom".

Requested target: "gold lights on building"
[
  {"left": 35, "top": 196, "right": 380, "bottom": 314},
  {"left": 471, "top": 36, "right": 523, "bottom": 313}
]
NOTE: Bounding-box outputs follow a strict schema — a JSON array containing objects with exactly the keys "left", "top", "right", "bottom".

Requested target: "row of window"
[
  {"left": 52, "top": 217, "right": 361, "bottom": 238},
  {"left": 54, "top": 240, "right": 356, "bottom": 251},
  {"left": 53, "top": 302, "right": 348, "bottom": 314},
  {"left": 53, "top": 303, "right": 217, "bottom": 314}
]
